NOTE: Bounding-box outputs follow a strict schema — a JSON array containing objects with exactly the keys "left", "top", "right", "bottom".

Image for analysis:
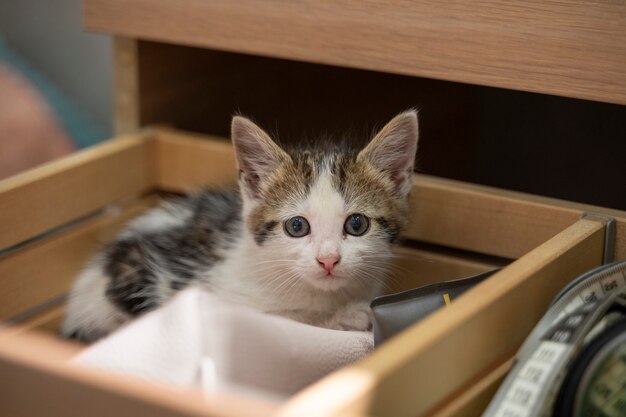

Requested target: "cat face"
[{"left": 231, "top": 112, "right": 418, "bottom": 294}]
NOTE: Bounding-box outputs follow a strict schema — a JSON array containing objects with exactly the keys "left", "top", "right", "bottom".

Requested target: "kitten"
[{"left": 61, "top": 111, "right": 418, "bottom": 343}]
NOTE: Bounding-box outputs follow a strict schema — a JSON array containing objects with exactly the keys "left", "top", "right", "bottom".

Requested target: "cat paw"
[{"left": 328, "top": 302, "right": 372, "bottom": 331}]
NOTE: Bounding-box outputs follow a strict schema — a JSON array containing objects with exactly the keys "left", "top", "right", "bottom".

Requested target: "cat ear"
[
  {"left": 357, "top": 110, "right": 418, "bottom": 196},
  {"left": 231, "top": 116, "right": 290, "bottom": 199}
]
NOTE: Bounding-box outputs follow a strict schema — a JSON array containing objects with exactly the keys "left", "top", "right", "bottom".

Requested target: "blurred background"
[
  {"left": 0, "top": 0, "right": 112, "bottom": 178},
  {"left": 0, "top": 1, "right": 625, "bottom": 210}
]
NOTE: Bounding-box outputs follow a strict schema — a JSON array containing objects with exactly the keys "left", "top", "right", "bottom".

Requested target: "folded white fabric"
[{"left": 75, "top": 287, "right": 374, "bottom": 400}]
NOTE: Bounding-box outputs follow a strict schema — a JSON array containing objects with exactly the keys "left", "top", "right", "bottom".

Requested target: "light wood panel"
[
  {"left": 0, "top": 329, "right": 277, "bottom": 417},
  {"left": 11, "top": 305, "right": 68, "bottom": 336},
  {"left": 152, "top": 129, "right": 626, "bottom": 260},
  {"left": 410, "top": 175, "right": 626, "bottom": 260},
  {"left": 154, "top": 128, "right": 237, "bottom": 191},
  {"left": 85, "top": 0, "right": 626, "bottom": 105},
  {"left": 0, "top": 197, "right": 157, "bottom": 321},
  {"left": 0, "top": 133, "right": 154, "bottom": 250},
  {"left": 278, "top": 218, "right": 606, "bottom": 417},
  {"left": 0, "top": 325, "right": 84, "bottom": 359},
  {"left": 426, "top": 359, "right": 513, "bottom": 417},
  {"left": 114, "top": 37, "right": 140, "bottom": 134},
  {"left": 386, "top": 246, "right": 502, "bottom": 294}
]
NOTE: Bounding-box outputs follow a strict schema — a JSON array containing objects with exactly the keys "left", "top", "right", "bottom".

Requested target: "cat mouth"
[{"left": 319, "top": 269, "right": 340, "bottom": 279}]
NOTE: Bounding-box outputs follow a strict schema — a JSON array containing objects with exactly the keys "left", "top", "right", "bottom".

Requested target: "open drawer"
[{"left": 1, "top": 128, "right": 625, "bottom": 417}]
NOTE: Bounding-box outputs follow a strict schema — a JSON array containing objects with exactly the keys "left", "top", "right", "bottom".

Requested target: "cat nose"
[{"left": 317, "top": 256, "right": 340, "bottom": 274}]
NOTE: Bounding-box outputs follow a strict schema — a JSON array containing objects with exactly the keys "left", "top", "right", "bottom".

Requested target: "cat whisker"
[
  {"left": 355, "top": 266, "right": 401, "bottom": 290},
  {"left": 252, "top": 259, "right": 298, "bottom": 263},
  {"left": 272, "top": 272, "right": 302, "bottom": 295},
  {"left": 281, "top": 272, "right": 305, "bottom": 299},
  {"left": 257, "top": 267, "right": 302, "bottom": 292},
  {"left": 257, "top": 270, "right": 297, "bottom": 289},
  {"left": 373, "top": 261, "right": 416, "bottom": 278},
  {"left": 372, "top": 269, "right": 405, "bottom": 289}
]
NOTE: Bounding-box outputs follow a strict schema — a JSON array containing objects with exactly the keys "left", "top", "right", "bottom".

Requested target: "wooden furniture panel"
[
  {"left": 410, "top": 175, "right": 626, "bottom": 260},
  {"left": 114, "top": 37, "right": 140, "bottom": 134},
  {"left": 85, "top": 0, "right": 626, "bottom": 105},
  {"left": 386, "top": 246, "right": 503, "bottom": 294},
  {"left": 428, "top": 359, "right": 513, "bottom": 417},
  {"left": 0, "top": 134, "right": 153, "bottom": 250},
  {"left": 9, "top": 305, "right": 67, "bottom": 336},
  {"left": 0, "top": 197, "right": 157, "bottom": 321},
  {"left": 154, "top": 129, "right": 237, "bottom": 191}
]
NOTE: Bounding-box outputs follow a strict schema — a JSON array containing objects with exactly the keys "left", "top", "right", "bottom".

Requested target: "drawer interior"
[
  {"left": 118, "top": 40, "right": 626, "bottom": 211},
  {"left": 1, "top": 129, "right": 624, "bottom": 417}
]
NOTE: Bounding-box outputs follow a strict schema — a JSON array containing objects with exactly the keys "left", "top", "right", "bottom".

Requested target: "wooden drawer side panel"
[
  {"left": 278, "top": 218, "right": 606, "bottom": 417},
  {"left": 409, "top": 175, "right": 626, "bottom": 260},
  {"left": 154, "top": 129, "right": 237, "bottom": 191},
  {"left": 428, "top": 358, "right": 513, "bottom": 417},
  {"left": 0, "top": 134, "right": 155, "bottom": 250},
  {"left": 0, "top": 198, "right": 157, "bottom": 321}
]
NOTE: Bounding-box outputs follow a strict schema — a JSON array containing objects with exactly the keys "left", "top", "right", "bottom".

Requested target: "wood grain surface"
[
  {"left": 409, "top": 175, "right": 626, "bottom": 260},
  {"left": 154, "top": 128, "right": 238, "bottom": 191},
  {"left": 427, "top": 358, "right": 513, "bottom": 417},
  {"left": 0, "top": 197, "right": 157, "bottom": 321},
  {"left": 114, "top": 37, "right": 140, "bottom": 134},
  {"left": 0, "top": 133, "right": 154, "bottom": 249},
  {"left": 86, "top": 0, "right": 626, "bottom": 105},
  {"left": 387, "top": 246, "right": 501, "bottom": 294}
]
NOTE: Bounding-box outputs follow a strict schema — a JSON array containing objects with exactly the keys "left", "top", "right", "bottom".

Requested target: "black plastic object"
[
  {"left": 371, "top": 268, "right": 500, "bottom": 345},
  {"left": 552, "top": 318, "right": 626, "bottom": 417}
]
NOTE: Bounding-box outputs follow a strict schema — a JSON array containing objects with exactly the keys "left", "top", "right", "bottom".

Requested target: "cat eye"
[
  {"left": 344, "top": 214, "right": 370, "bottom": 236},
  {"left": 284, "top": 216, "right": 310, "bottom": 238}
]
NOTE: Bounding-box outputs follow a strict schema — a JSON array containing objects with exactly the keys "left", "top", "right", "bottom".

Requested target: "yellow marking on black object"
[{"left": 443, "top": 293, "right": 451, "bottom": 306}]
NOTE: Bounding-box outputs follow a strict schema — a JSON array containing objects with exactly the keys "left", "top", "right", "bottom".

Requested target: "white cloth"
[{"left": 75, "top": 288, "right": 374, "bottom": 400}]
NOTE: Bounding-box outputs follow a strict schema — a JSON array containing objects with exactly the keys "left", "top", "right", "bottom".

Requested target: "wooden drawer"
[
  {"left": 2, "top": 1, "right": 623, "bottom": 416},
  {"left": 1, "top": 128, "right": 625, "bottom": 417}
]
